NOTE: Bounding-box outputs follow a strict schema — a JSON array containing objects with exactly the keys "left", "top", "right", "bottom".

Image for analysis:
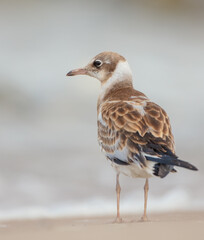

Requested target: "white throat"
[{"left": 99, "top": 60, "right": 132, "bottom": 101}]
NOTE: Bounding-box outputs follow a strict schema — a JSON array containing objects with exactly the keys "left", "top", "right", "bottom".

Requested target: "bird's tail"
[{"left": 145, "top": 155, "right": 198, "bottom": 171}]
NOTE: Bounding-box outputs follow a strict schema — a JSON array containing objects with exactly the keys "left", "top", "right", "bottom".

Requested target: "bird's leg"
[
  {"left": 115, "top": 173, "right": 122, "bottom": 223},
  {"left": 141, "top": 178, "right": 149, "bottom": 221}
]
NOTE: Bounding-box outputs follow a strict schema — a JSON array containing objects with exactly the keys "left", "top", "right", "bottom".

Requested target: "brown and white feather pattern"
[
  {"left": 97, "top": 86, "right": 175, "bottom": 178},
  {"left": 67, "top": 51, "right": 197, "bottom": 179}
]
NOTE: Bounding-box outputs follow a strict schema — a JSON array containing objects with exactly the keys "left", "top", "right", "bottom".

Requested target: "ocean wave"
[{"left": 0, "top": 189, "right": 203, "bottom": 220}]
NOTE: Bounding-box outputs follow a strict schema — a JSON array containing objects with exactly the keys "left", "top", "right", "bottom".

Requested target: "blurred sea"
[{"left": 0, "top": 0, "right": 204, "bottom": 220}]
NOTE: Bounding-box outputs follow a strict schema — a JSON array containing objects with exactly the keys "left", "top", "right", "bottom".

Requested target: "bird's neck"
[{"left": 98, "top": 60, "right": 133, "bottom": 104}]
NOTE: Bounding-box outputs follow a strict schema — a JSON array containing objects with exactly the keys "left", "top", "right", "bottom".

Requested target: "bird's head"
[{"left": 66, "top": 52, "right": 132, "bottom": 85}]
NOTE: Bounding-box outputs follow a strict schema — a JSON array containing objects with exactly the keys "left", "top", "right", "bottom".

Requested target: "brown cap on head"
[{"left": 66, "top": 51, "right": 127, "bottom": 83}]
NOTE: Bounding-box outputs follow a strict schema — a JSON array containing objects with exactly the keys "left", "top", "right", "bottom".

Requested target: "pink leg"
[
  {"left": 141, "top": 178, "right": 149, "bottom": 221},
  {"left": 115, "top": 173, "right": 122, "bottom": 223}
]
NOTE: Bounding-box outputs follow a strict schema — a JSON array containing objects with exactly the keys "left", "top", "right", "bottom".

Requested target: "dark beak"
[{"left": 66, "top": 68, "right": 87, "bottom": 76}]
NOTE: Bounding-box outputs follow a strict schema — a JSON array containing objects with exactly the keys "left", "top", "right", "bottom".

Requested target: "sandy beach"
[
  {"left": 1, "top": 212, "right": 204, "bottom": 240},
  {"left": 0, "top": 1, "right": 204, "bottom": 240}
]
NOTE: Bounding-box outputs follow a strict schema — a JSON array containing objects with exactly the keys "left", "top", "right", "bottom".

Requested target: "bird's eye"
[{"left": 93, "top": 60, "right": 102, "bottom": 68}]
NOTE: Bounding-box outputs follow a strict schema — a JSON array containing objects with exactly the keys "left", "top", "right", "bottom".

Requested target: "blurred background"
[{"left": 0, "top": 0, "right": 203, "bottom": 220}]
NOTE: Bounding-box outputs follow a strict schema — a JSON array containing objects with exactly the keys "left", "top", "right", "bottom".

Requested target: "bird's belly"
[
  {"left": 109, "top": 160, "right": 153, "bottom": 178},
  {"left": 99, "top": 141, "right": 154, "bottom": 178}
]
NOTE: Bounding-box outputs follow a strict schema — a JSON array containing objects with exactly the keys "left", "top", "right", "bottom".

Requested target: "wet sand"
[{"left": 0, "top": 212, "right": 204, "bottom": 240}]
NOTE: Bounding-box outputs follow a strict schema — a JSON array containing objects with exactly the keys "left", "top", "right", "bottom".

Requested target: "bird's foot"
[
  {"left": 113, "top": 217, "right": 123, "bottom": 223},
  {"left": 139, "top": 215, "right": 149, "bottom": 222}
]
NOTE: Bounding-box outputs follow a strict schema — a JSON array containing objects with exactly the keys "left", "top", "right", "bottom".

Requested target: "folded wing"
[{"left": 98, "top": 96, "right": 197, "bottom": 177}]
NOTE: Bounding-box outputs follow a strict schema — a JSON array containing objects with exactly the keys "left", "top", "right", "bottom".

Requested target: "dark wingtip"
[
  {"left": 188, "top": 165, "right": 198, "bottom": 171},
  {"left": 146, "top": 155, "right": 198, "bottom": 171},
  {"left": 183, "top": 161, "right": 198, "bottom": 171},
  {"left": 171, "top": 161, "right": 198, "bottom": 171}
]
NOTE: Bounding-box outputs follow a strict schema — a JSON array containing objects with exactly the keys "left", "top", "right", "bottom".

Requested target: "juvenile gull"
[{"left": 67, "top": 51, "right": 198, "bottom": 222}]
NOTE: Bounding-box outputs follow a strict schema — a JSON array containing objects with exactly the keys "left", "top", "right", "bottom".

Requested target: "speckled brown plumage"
[
  {"left": 67, "top": 51, "right": 198, "bottom": 222},
  {"left": 97, "top": 84, "right": 175, "bottom": 172}
]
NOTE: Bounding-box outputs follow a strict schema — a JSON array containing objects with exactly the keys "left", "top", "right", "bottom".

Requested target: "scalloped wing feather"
[{"left": 97, "top": 98, "right": 175, "bottom": 171}]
